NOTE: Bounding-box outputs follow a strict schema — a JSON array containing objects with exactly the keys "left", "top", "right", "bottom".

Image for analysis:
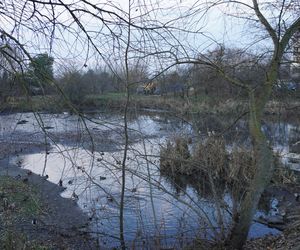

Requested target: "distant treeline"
[{"left": 0, "top": 47, "right": 298, "bottom": 105}]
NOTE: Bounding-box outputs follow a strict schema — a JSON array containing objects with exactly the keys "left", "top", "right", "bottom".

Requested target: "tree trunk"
[{"left": 228, "top": 91, "right": 274, "bottom": 249}]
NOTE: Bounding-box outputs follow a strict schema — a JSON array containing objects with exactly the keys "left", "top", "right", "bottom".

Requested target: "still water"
[{"left": 1, "top": 111, "right": 297, "bottom": 248}]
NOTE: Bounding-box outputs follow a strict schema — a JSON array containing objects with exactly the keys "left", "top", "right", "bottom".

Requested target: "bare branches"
[
  {"left": 281, "top": 16, "right": 300, "bottom": 53},
  {"left": 252, "top": 0, "right": 278, "bottom": 46}
]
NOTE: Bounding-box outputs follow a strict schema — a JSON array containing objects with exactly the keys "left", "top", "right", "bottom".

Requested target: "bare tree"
[
  {"left": 167, "top": 1, "right": 300, "bottom": 248},
  {"left": 1, "top": 0, "right": 300, "bottom": 249}
]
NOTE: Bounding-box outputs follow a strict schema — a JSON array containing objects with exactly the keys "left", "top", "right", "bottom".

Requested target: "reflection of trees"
[
  {"left": 162, "top": 171, "right": 226, "bottom": 201},
  {"left": 0, "top": 0, "right": 300, "bottom": 249}
]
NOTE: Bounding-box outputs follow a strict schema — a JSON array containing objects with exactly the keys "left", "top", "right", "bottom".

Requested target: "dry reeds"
[
  {"left": 160, "top": 136, "right": 295, "bottom": 188},
  {"left": 160, "top": 137, "right": 191, "bottom": 175},
  {"left": 228, "top": 148, "right": 255, "bottom": 185},
  {"left": 193, "top": 137, "right": 227, "bottom": 178},
  {"left": 160, "top": 136, "right": 227, "bottom": 178}
]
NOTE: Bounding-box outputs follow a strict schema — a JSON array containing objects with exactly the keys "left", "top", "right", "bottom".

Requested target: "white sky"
[{"left": 0, "top": 0, "right": 299, "bottom": 74}]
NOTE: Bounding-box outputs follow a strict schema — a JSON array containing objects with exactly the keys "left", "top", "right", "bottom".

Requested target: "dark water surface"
[{"left": 1, "top": 111, "right": 298, "bottom": 248}]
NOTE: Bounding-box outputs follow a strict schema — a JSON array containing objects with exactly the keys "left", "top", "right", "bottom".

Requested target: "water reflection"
[{"left": 1, "top": 111, "right": 297, "bottom": 247}]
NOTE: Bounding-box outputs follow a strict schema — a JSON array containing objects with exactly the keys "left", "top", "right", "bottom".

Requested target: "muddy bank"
[
  {"left": 0, "top": 157, "right": 98, "bottom": 249},
  {"left": 244, "top": 227, "right": 300, "bottom": 250},
  {"left": 189, "top": 227, "right": 300, "bottom": 250}
]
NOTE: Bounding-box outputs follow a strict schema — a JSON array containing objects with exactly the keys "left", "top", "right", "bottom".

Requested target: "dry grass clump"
[
  {"left": 160, "top": 137, "right": 296, "bottom": 189},
  {"left": 193, "top": 137, "right": 227, "bottom": 178},
  {"left": 160, "top": 137, "right": 191, "bottom": 175},
  {"left": 228, "top": 149, "right": 296, "bottom": 187},
  {"left": 272, "top": 166, "right": 297, "bottom": 184},
  {"left": 160, "top": 136, "right": 227, "bottom": 177},
  {"left": 228, "top": 148, "right": 255, "bottom": 185},
  {"left": 271, "top": 154, "right": 297, "bottom": 185}
]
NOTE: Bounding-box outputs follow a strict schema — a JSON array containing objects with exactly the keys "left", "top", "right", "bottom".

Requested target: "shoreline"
[
  {"left": 1, "top": 94, "right": 300, "bottom": 117},
  {"left": 0, "top": 108, "right": 299, "bottom": 249},
  {"left": 0, "top": 156, "right": 98, "bottom": 249}
]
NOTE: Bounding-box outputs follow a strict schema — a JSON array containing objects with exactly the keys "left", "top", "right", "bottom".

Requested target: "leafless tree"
[
  {"left": 1, "top": 0, "right": 300, "bottom": 249},
  {"left": 166, "top": 1, "right": 300, "bottom": 249}
]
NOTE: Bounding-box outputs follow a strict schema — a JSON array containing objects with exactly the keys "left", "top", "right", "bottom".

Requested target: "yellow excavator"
[
  {"left": 143, "top": 82, "right": 156, "bottom": 95},
  {"left": 136, "top": 82, "right": 158, "bottom": 95}
]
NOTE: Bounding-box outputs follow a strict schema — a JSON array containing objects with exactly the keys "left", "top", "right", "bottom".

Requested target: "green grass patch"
[
  {"left": 1, "top": 230, "right": 49, "bottom": 250},
  {"left": 0, "top": 176, "right": 47, "bottom": 250},
  {"left": 1, "top": 95, "right": 62, "bottom": 113},
  {"left": 0, "top": 176, "right": 41, "bottom": 218}
]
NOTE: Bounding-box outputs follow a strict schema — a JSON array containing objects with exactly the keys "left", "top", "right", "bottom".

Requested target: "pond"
[{"left": 1, "top": 111, "right": 299, "bottom": 248}]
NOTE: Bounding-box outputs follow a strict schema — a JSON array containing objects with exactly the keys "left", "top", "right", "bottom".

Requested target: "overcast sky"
[{"left": 0, "top": 0, "right": 298, "bottom": 74}]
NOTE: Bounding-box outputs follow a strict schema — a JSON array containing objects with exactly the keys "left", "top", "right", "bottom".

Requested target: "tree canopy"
[{"left": 27, "top": 53, "right": 54, "bottom": 88}]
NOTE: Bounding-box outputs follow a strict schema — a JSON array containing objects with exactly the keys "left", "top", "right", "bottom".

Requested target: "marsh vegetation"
[{"left": 0, "top": 0, "right": 300, "bottom": 249}]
